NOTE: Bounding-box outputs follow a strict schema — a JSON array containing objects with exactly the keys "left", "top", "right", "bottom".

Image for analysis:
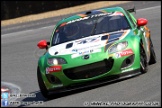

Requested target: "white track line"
[
  {"left": 136, "top": 5, "right": 160, "bottom": 12},
  {"left": 1, "top": 5, "right": 161, "bottom": 37},
  {"left": 2, "top": 25, "right": 54, "bottom": 37}
]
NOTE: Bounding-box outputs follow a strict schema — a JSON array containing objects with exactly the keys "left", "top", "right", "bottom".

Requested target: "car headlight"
[
  {"left": 108, "top": 41, "right": 128, "bottom": 54},
  {"left": 48, "top": 58, "right": 67, "bottom": 65}
]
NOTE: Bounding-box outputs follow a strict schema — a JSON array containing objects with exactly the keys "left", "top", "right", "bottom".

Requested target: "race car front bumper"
[
  {"left": 47, "top": 68, "right": 141, "bottom": 95},
  {"left": 42, "top": 48, "right": 141, "bottom": 91}
]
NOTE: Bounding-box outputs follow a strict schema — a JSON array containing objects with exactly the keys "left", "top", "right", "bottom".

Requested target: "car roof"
[{"left": 56, "top": 6, "right": 126, "bottom": 26}]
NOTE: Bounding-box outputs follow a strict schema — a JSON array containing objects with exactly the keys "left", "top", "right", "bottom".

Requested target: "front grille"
[{"left": 63, "top": 58, "right": 114, "bottom": 80}]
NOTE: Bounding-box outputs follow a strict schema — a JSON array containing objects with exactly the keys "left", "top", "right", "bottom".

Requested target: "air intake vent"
[{"left": 66, "top": 43, "right": 73, "bottom": 49}]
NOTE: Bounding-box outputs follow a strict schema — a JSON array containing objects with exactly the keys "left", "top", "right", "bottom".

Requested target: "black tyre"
[
  {"left": 37, "top": 67, "right": 50, "bottom": 99},
  {"left": 140, "top": 44, "right": 148, "bottom": 73},
  {"left": 149, "top": 37, "right": 156, "bottom": 65}
]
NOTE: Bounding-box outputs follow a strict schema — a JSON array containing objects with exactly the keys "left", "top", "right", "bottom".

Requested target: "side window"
[{"left": 124, "top": 10, "right": 136, "bottom": 28}]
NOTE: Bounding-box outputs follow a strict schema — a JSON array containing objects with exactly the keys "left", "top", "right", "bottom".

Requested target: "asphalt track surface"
[{"left": 1, "top": 1, "right": 161, "bottom": 107}]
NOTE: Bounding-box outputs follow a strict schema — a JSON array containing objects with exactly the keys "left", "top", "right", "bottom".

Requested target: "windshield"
[{"left": 52, "top": 12, "right": 130, "bottom": 46}]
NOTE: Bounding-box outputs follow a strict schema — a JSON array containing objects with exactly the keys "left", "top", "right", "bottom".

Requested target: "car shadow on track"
[{"left": 18, "top": 73, "right": 142, "bottom": 107}]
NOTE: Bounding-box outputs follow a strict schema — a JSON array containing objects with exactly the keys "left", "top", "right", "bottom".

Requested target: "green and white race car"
[{"left": 37, "top": 6, "right": 156, "bottom": 99}]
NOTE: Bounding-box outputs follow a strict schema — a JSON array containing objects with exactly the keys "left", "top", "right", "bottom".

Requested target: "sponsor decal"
[
  {"left": 90, "top": 12, "right": 112, "bottom": 18},
  {"left": 67, "top": 16, "right": 89, "bottom": 24},
  {"left": 72, "top": 44, "right": 101, "bottom": 54},
  {"left": 46, "top": 66, "right": 62, "bottom": 74},
  {"left": 75, "top": 36, "right": 100, "bottom": 44},
  {"left": 72, "top": 49, "right": 78, "bottom": 53},
  {"left": 119, "top": 49, "right": 133, "bottom": 56},
  {"left": 71, "top": 48, "right": 101, "bottom": 58},
  {"left": 67, "top": 13, "right": 113, "bottom": 24},
  {"left": 115, "top": 49, "right": 133, "bottom": 58},
  {"left": 78, "top": 50, "right": 93, "bottom": 55},
  {"left": 72, "top": 49, "right": 93, "bottom": 55},
  {"left": 66, "top": 11, "right": 124, "bottom": 25}
]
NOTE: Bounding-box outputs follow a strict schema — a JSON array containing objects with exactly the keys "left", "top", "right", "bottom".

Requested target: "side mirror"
[
  {"left": 137, "top": 18, "right": 148, "bottom": 27},
  {"left": 37, "top": 40, "right": 50, "bottom": 49}
]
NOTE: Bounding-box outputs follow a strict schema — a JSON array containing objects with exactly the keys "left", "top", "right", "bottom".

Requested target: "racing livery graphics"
[{"left": 37, "top": 6, "right": 156, "bottom": 99}]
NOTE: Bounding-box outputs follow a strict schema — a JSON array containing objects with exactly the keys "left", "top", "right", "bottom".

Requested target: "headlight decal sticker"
[
  {"left": 108, "top": 31, "right": 124, "bottom": 43},
  {"left": 105, "top": 30, "right": 129, "bottom": 53},
  {"left": 119, "top": 30, "right": 130, "bottom": 40}
]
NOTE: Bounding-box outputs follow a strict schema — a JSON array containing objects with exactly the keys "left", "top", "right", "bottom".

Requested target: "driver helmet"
[{"left": 63, "top": 23, "right": 79, "bottom": 38}]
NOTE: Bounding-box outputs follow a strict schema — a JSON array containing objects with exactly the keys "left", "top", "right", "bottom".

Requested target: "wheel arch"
[{"left": 38, "top": 55, "right": 46, "bottom": 71}]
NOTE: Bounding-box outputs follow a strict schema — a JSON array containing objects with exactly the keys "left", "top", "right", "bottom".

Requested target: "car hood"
[{"left": 48, "top": 29, "right": 131, "bottom": 58}]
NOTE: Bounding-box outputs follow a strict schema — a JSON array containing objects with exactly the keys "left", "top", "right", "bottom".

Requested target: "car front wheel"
[
  {"left": 37, "top": 67, "right": 50, "bottom": 99},
  {"left": 149, "top": 37, "right": 156, "bottom": 65},
  {"left": 140, "top": 44, "right": 148, "bottom": 73}
]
